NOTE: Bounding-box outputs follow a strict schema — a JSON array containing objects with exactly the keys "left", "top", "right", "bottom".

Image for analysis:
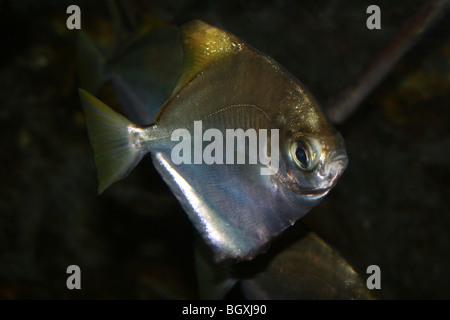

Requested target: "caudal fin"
[{"left": 79, "top": 89, "right": 145, "bottom": 194}]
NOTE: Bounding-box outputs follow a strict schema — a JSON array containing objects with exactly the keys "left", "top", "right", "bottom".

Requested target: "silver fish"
[
  {"left": 240, "top": 231, "right": 374, "bottom": 299},
  {"left": 79, "top": 20, "right": 348, "bottom": 262}
]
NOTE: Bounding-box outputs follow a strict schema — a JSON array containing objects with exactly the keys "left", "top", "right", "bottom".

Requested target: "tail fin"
[{"left": 79, "top": 89, "right": 145, "bottom": 194}]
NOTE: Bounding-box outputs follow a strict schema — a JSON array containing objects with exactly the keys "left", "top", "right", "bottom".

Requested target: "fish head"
[{"left": 275, "top": 90, "right": 348, "bottom": 200}]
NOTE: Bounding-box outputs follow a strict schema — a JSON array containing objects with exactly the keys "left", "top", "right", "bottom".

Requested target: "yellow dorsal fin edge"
[{"left": 173, "top": 20, "right": 247, "bottom": 93}]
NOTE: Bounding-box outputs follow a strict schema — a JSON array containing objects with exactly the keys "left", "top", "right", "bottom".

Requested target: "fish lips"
[{"left": 297, "top": 151, "right": 348, "bottom": 198}]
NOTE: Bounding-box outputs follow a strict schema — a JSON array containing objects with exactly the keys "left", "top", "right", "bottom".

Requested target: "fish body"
[{"left": 79, "top": 20, "right": 348, "bottom": 262}]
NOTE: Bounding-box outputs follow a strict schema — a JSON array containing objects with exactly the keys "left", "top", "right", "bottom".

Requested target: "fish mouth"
[{"left": 301, "top": 187, "right": 330, "bottom": 199}]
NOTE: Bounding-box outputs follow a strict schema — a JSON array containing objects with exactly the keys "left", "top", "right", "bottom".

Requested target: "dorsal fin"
[{"left": 172, "top": 20, "right": 247, "bottom": 94}]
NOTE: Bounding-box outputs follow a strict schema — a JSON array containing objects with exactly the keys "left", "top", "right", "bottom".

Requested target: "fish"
[
  {"left": 76, "top": 18, "right": 183, "bottom": 125},
  {"left": 79, "top": 20, "right": 348, "bottom": 262},
  {"left": 239, "top": 229, "right": 374, "bottom": 300}
]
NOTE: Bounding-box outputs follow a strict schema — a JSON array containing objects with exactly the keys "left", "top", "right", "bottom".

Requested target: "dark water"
[{"left": 1, "top": 0, "right": 449, "bottom": 299}]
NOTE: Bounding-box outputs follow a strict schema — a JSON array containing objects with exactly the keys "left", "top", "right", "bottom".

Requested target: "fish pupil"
[{"left": 296, "top": 145, "right": 308, "bottom": 167}]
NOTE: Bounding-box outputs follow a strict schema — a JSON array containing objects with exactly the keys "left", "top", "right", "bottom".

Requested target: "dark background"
[{"left": 1, "top": 0, "right": 449, "bottom": 299}]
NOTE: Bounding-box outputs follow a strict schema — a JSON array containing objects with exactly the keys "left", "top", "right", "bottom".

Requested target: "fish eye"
[
  {"left": 290, "top": 137, "right": 318, "bottom": 171},
  {"left": 295, "top": 145, "right": 309, "bottom": 168}
]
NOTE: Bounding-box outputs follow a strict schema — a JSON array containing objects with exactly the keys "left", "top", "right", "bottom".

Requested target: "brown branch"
[{"left": 326, "top": 0, "right": 450, "bottom": 124}]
